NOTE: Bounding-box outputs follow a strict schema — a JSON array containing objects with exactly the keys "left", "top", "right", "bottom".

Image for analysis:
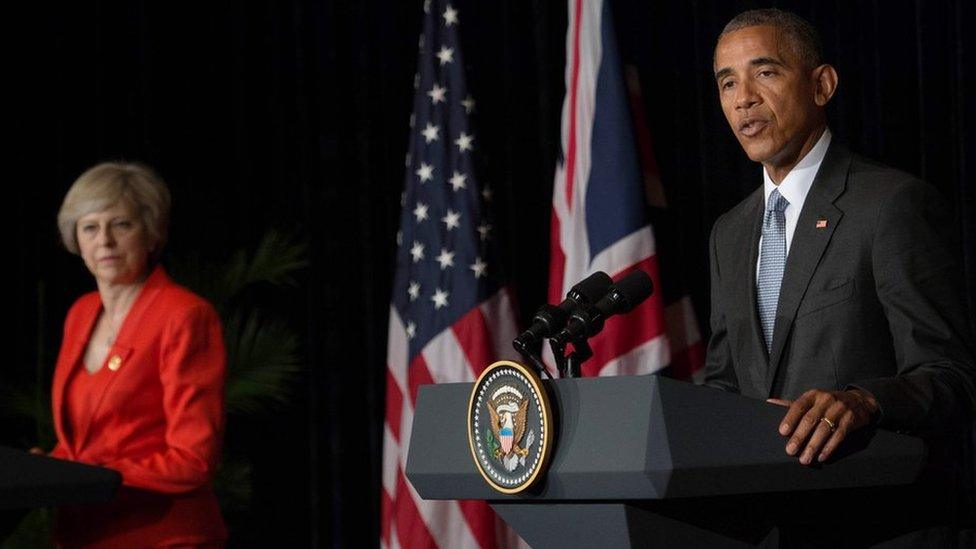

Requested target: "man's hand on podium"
[{"left": 767, "top": 389, "right": 880, "bottom": 465}]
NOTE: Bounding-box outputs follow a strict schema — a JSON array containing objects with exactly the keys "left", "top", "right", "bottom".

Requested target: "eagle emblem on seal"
[
  {"left": 468, "top": 360, "right": 553, "bottom": 493},
  {"left": 486, "top": 385, "right": 536, "bottom": 472}
]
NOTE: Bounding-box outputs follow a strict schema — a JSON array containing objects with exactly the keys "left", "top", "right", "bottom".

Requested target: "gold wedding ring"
[{"left": 819, "top": 417, "right": 836, "bottom": 432}]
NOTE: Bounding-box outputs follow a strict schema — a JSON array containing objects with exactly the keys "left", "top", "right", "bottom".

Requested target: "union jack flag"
[
  {"left": 550, "top": 0, "right": 704, "bottom": 378},
  {"left": 381, "top": 1, "right": 522, "bottom": 547}
]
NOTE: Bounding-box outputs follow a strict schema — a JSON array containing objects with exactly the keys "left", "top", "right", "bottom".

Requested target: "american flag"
[
  {"left": 549, "top": 0, "right": 704, "bottom": 378},
  {"left": 381, "top": 1, "right": 521, "bottom": 547}
]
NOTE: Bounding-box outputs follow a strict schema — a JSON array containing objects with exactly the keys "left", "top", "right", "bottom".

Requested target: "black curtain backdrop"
[{"left": 5, "top": 1, "right": 974, "bottom": 547}]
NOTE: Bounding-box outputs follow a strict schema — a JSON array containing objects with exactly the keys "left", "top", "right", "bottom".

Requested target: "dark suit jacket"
[{"left": 702, "top": 142, "right": 976, "bottom": 540}]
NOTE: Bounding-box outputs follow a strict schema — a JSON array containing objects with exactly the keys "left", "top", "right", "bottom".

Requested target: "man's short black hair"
[{"left": 719, "top": 8, "right": 824, "bottom": 69}]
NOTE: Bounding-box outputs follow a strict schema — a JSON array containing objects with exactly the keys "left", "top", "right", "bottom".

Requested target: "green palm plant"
[
  {"left": 1, "top": 229, "right": 308, "bottom": 547},
  {"left": 169, "top": 229, "right": 308, "bottom": 417}
]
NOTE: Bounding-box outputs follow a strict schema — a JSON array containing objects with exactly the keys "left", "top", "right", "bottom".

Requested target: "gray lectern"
[{"left": 406, "top": 375, "right": 931, "bottom": 547}]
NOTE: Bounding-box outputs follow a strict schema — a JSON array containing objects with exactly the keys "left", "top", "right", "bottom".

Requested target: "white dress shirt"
[{"left": 756, "top": 128, "right": 832, "bottom": 281}]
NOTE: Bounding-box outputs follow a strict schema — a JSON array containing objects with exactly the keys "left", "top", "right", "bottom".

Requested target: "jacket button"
[{"left": 108, "top": 355, "right": 122, "bottom": 371}]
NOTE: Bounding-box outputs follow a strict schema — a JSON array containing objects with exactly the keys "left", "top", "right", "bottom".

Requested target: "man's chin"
[{"left": 739, "top": 142, "right": 775, "bottom": 164}]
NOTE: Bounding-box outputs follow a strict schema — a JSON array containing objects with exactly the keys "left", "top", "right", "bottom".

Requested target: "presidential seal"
[{"left": 467, "top": 360, "right": 553, "bottom": 494}]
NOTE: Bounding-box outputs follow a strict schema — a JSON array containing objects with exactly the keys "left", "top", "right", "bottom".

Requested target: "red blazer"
[{"left": 50, "top": 266, "right": 227, "bottom": 547}]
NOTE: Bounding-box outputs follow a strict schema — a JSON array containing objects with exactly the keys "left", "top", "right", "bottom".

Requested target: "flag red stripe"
[
  {"left": 458, "top": 500, "right": 497, "bottom": 549},
  {"left": 408, "top": 354, "right": 435, "bottom": 408},
  {"left": 452, "top": 307, "right": 493, "bottom": 378},
  {"left": 563, "top": 0, "right": 584, "bottom": 209},
  {"left": 548, "top": 208, "right": 567, "bottom": 304},
  {"left": 385, "top": 369, "right": 404, "bottom": 443},
  {"left": 395, "top": 468, "right": 437, "bottom": 549}
]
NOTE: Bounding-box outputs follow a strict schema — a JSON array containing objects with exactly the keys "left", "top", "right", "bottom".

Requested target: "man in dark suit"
[{"left": 703, "top": 8, "right": 975, "bottom": 539}]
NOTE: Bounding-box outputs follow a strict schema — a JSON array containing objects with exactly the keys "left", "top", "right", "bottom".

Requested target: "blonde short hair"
[{"left": 57, "top": 161, "right": 172, "bottom": 258}]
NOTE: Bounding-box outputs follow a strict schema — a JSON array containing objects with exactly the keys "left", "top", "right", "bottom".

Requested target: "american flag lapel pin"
[{"left": 816, "top": 219, "right": 828, "bottom": 229}]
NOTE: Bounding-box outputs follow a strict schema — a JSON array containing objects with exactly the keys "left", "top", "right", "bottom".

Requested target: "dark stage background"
[{"left": 5, "top": 0, "right": 975, "bottom": 546}]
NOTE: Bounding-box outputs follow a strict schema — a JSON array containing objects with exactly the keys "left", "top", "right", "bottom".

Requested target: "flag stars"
[
  {"left": 481, "top": 185, "right": 493, "bottom": 202},
  {"left": 407, "top": 281, "right": 420, "bottom": 301},
  {"left": 413, "top": 202, "right": 429, "bottom": 222},
  {"left": 431, "top": 288, "right": 450, "bottom": 309},
  {"left": 428, "top": 83, "right": 447, "bottom": 105},
  {"left": 435, "top": 248, "right": 455, "bottom": 270},
  {"left": 470, "top": 257, "right": 487, "bottom": 278},
  {"left": 441, "top": 209, "right": 461, "bottom": 231},
  {"left": 461, "top": 95, "right": 476, "bottom": 114},
  {"left": 406, "top": 321, "right": 417, "bottom": 339},
  {"left": 436, "top": 46, "right": 454, "bottom": 66},
  {"left": 410, "top": 241, "right": 425, "bottom": 263},
  {"left": 416, "top": 162, "right": 434, "bottom": 183},
  {"left": 414, "top": 72, "right": 420, "bottom": 90},
  {"left": 421, "top": 123, "right": 440, "bottom": 144},
  {"left": 449, "top": 171, "right": 467, "bottom": 192},
  {"left": 477, "top": 222, "right": 492, "bottom": 241},
  {"left": 443, "top": 5, "right": 459, "bottom": 26},
  {"left": 455, "top": 132, "right": 474, "bottom": 152}
]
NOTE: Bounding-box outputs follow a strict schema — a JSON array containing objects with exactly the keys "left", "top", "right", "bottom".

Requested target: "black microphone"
[
  {"left": 551, "top": 270, "right": 654, "bottom": 345},
  {"left": 512, "top": 271, "right": 613, "bottom": 354}
]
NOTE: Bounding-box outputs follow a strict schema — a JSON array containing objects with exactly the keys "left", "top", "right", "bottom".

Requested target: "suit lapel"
[
  {"left": 52, "top": 300, "right": 100, "bottom": 454},
  {"left": 765, "top": 144, "right": 851, "bottom": 394},
  {"left": 725, "top": 187, "right": 767, "bottom": 395},
  {"left": 734, "top": 188, "right": 769, "bottom": 396},
  {"left": 73, "top": 266, "right": 170, "bottom": 450}
]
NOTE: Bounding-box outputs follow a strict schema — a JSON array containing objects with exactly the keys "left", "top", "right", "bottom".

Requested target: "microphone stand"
[
  {"left": 549, "top": 336, "right": 592, "bottom": 378},
  {"left": 513, "top": 338, "right": 553, "bottom": 379}
]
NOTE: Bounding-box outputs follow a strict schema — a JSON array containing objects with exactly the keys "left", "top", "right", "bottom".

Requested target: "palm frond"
[
  {"left": 238, "top": 230, "right": 309, "bottom": 289},
  {"left": 213, "top": 456, "right": 253, "bottom": 518},
  {"left": 0, "top": 382, "right": 54, "bottom": 448},
  {"left": 170, "top": 230, "right": 308, "bottom": 309},
  {"left": 165, "top": 254, "right": 231, "bottom": 307},
  {"left": 223, "top": 309, "right": 303, "bottom": 416},
  {"left": 2, "top": 508, "right": 54, "bottom": 549},
  {"left": 216, "top": 231, "right": 308, "bottom": 304},
  {"left": 0, "top": 384, "right": 41, "bottom": 420}
]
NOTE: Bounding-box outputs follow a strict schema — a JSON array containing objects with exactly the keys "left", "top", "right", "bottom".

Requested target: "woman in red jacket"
[{"left": 49, "top": 162, "right": 227, "bottom": 547}]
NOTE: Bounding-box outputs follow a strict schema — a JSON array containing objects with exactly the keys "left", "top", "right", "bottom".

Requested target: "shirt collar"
[{"left": 763, "top": 128, "right": 832, "bottom": 209}]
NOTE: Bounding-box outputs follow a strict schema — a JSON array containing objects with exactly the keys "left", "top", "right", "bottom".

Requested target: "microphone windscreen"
[
  {"left": 612, "top": 270, "right": 654, "bottom": 312},
  {"left": 569, "top": 271, "right": 613, "bottom": 303}
]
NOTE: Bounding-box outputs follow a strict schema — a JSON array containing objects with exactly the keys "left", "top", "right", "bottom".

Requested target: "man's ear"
[{"left": 812, "top": 64, "right": 838, "bottom": 107}]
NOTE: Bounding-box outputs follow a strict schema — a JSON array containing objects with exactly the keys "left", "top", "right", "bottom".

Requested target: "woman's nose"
[{"left": 96, "top": 226, "right": 116, "bottom": 246}]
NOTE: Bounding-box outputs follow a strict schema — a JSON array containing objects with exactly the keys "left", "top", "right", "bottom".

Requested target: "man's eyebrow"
[
  {"left": 714, "top": 57, "right": 786, "bottom": 81},
  {"left": 750, "top": 56, "right": 786, "bottom": 68}
]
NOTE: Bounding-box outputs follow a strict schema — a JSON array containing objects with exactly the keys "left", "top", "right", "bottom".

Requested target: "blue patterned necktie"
[{"left": 758, "top": 188, "right": 789, "bottom": 352}]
